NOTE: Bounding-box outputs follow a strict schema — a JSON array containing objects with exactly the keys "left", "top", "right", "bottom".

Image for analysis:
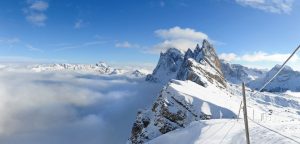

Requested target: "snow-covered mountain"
[
  {"left": 177, "top": 40, "right": 226, "bottom": 88},
  {"left": 129, "top": 40, "right": 300, "bottom": 144},
  {"left": 0, "top": 62, "right": 148, "bottom": 77},
  {"left": 248, "top": 65, "right": 300, "bottom": 92},
  {"left": 31, "top": 62, "right": 115, "bottom": 74},
  {"left": 129, "top": 40, "right": 229, "bottom": 143},
  {"left": 221, "top": 61, "right": 267, "bottom": 84}
]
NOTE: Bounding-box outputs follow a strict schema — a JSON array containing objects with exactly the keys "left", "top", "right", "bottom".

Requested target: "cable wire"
[{"left": 252, "top": 44, "right": 300, "bottom": 96}]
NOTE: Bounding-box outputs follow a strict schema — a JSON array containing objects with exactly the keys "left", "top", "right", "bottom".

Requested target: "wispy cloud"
[
  {"left": 148, "top": 26, "right": 209, "bottom": 54},
  {"left": 115, "top": 41, "right": 140, "bottom": 48},
  {"left": 74, "top": 19, "right": 87, "bottom": 29},
  {"left": 220, "top": 51, "right": 300, "bottom": 70},
  {"left": 220, "top": 51, "right": 299, "bottom": 62},
  {"left": 55, "top": 40, "right": 106, "bottom": 51},
  {"left": 235, "top": 0, "right": 294, "bottom": 14},
  {"left": 0, "top": 37, "right": 20, "bottom": 46},
  {"left": 26, "top": 44, "right": 44, "bottom": 52},
  {"left": 24, "top": 0, "right": 49, "bottom": 26}
]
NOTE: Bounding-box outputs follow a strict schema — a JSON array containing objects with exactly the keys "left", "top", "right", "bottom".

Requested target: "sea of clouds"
[{"left": 0, "top": 71, "right": 162, "bottom": 144}]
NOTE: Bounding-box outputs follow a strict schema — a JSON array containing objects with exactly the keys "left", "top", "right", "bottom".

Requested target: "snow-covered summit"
[
  {"left": 177, "top": 40, "right": 226, "bottom": 88},
  {"left": 194, "top": 39, "right": 223, "bottom": 74},
  {"left": 146, "top": 40, "right": 226, "bottom": 88},
  {"left": 248, "top": 65, "right": 300, "bottom": 92},
  {"left": 145, "top": 48, "right": 184, "bottom": 83}
]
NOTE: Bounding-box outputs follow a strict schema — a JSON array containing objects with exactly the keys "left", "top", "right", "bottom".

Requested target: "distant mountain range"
[
  {"left": 221, "top": 61, "right": 267, "bottom": 84},
  {"left": 247, "top": 65, "right": 300, "bottom": 92},
  {"left": 0, "top": 62, "right": 148, "bottom": 78}
]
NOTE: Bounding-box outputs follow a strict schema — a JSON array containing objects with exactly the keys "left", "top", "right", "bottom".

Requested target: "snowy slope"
[
  {"left": 129, "top": 80, "right": 239, "bottom": 144},
  {"left": 130, "top": 79, "right": 300, "bottom": 143},
  {"left": 248, "top": 65, "right": 300, "bottom": 92},
  {"left": 221, "top": 61, "right": 267, "bottom": 84},
  {"left": 148, "top": 119, "right": 300, "bottom": 144},
  {"left": 144, "top": 81, "right": 300, "bottom": 144}
]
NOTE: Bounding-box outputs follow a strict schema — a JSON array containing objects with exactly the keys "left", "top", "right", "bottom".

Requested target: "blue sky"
[{"left": 1, "top": 0, "right": 300, "bottom": 69}]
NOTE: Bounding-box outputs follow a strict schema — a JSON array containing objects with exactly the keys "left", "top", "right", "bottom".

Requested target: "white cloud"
[
  {"left": 219, "top": 51, "right": 300, "bottom": 70},
  {"left": 155, "top": 26, "right": 208, "bottom": 40},
  {"left": 24, "top": 0, "right": 49, "bottom": 26},
  {"left": 150, "top": 39, "right": 197, "bottom": 54},
  {"left": 240, "top": 51, "right": 299, "bottom": 62},
  {"left": 220, "top": 51, "right": 299, "bottom": 62},
  {"left": 235, "top": 0, "right": 294, "bottom": 14},
  {"left": 29, "top": 0, "right": 48, "bottom": 11},
  {"left": 115, "top": 41, "right": 140, "bottom": 48},
  {"left": 148, "top": 26, "right": 210, "bottom": 53},
  {"left": 0, "top": 71, "right": 162, "bottom": 144},
  {"left": 219, "top": 53, "right": 238, "bottom": 62}
]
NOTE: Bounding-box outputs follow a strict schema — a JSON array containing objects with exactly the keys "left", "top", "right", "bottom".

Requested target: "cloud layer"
[
  {"left": 0, "top": 71, "right": 162, "bottom": 144},
  {"left": 236, "top": 0, "right": 294, "bottom": 14}
]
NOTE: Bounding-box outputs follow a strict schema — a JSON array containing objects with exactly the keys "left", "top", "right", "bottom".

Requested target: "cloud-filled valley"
[{"left": 0, "top": 71, "right": 162, "bottom": 144}]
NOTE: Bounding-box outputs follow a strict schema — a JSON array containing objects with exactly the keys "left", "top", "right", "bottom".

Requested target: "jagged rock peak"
[
  {"left": 146, "top": 40, "right": 225, "bottom": 88},
  {"left": 194, "top": 40, "right": 223, "bottom": 75},
  {"left": 176, "top": 40, "right": 226, "bottom": 88},
  {"left": 145, "top": 48, "right": 184, "bottom": 83}
]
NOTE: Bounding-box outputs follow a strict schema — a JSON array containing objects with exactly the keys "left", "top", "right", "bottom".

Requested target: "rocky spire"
[{"left": 145, "top": 48, "right": 184, "bottom": 83}]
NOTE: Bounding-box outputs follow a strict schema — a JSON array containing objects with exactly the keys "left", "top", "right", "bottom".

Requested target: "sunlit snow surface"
[
  {"left": 0, "top": 70, "right": 161, "bottom": 144},
  {"left": 147, "top": 80, "right": 300, "bottom": 144}
]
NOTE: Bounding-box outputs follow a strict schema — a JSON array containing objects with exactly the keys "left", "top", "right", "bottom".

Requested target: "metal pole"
[{"left": 242, "top": 82, "right": 251, "bottom": 144}]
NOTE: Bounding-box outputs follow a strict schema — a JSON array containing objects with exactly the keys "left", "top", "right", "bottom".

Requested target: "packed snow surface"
[{"left": 143, "top": 80, "right": 300, "bottom": 144}]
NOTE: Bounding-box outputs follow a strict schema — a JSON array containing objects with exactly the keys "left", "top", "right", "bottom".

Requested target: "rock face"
[
  {"left": 130, "top": 40, "right": 229, "bottom": 144},
  {"left": 177, "top": 40, "right": 226, "bottom": 88},
  {"left": 221, "top": 61, "right": 267, "bottom": 84},
  {"left": 247, "top": 65, "right": 300, "bottom": 92},
  {"left": 146, "top": 48, "right": 184, "bottom": 83}
]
